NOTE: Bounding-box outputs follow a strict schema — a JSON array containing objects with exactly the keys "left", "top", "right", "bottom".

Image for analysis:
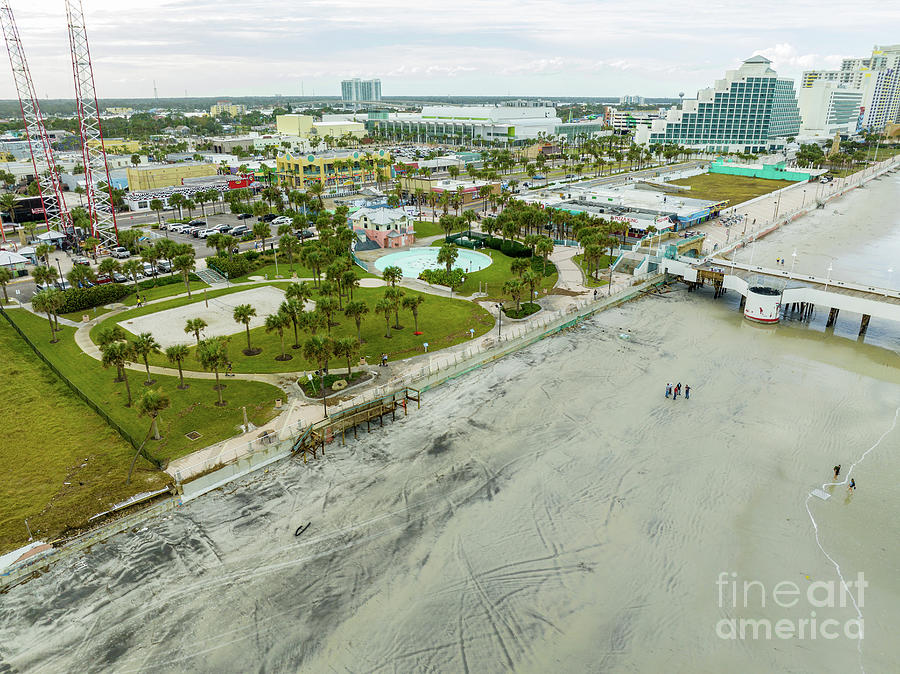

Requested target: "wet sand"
[{"left": 2, "top": 284, "right": 898, "bottom": 672}]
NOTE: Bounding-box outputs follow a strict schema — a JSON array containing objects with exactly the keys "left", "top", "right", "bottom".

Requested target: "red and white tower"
[
  {"left": 0, "top": 0, "right": 69, "bottom": 233},
  {"left": 66, "top": 0, "right": 118, "bottom": 247}
]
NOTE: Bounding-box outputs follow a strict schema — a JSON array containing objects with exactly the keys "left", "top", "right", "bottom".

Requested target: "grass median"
[
  {"left": 0, "top": 316, "right": 170, "bottom": 553},
  {"left": 666, "top": 173, "right": 794, "bottom": 205},
  {"left": 8, "top": 308, "right": 281, "bottom": 466},
  {"left": 101, "top": 284, "right": 494, "bottom": 373}
]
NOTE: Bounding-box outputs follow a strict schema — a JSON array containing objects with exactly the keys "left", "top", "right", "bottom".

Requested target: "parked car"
[
  {"left": 72, "top": 256, "right": 91, "bottom": 266},
  {"left": 217, "top": 224, "right": 234, "bottom": 233},
  {"left": 56, "top": 280, "right": 72, "bottom": 291},
  {"left": 156, "top": 260, "right": 172, "bottom": 273},
  {"left": 230, "top": 225, "right": 250, "bottom": 237},
  {"left": 96, "top": 275, "right": 113, "bottom": 285},
  {"left": 260, "top": 213, "right": 278, "bottom": 222},
  {"left": 271, "top": 216, "right": 292, "bottom": 226},
  {"left": 295, "top": 229, "right": 316, "bottom": 240},
  {"left": 236, "top": 213, "right": 253, "bottom": 220},
  {"left": 112, "top": 272, "right": 128, "bottom": 283},
  {"left": 111, "top": 246, "right": 131, "bottom": 259},
  {"left": 189, "top": 219, "right": 206, "bottom": 226},
  {"left": 142, "top": 262, "right": 158, "bottom": 276}
]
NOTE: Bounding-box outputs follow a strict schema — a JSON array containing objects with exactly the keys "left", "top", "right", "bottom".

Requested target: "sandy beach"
[{"left": 2, "top": 277, "right": 898, "bottom": 671}]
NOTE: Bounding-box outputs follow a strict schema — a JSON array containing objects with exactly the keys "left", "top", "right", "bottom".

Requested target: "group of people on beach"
[
  {"left": 833, "top": 464, "right": 856, "bottom": 491},
  {"left": 665, "top": 382, "right": 689, "bottom": 400}
]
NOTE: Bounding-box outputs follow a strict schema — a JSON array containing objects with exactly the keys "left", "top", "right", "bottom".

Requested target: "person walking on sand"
[
  {"left": 666, "top": 383, "right": 671, "bottom": 398},
  {"left": 848, "top": 478, "right": 856, "bottom": 491},
  {"left": 685, "top": 384, "right": 690, "bottom": 400},
  {"left": 833, "top": 464, "right": 841, "bottom": 480}
]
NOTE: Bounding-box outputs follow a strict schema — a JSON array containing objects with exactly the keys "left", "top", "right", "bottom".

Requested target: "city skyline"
[{"left": 1, "top": 0, "right": 897, "bottom": 100}]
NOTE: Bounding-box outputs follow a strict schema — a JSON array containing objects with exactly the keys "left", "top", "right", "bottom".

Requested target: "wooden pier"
[{"left": 291, "top": 388, "right": 421, "bottom": 463}]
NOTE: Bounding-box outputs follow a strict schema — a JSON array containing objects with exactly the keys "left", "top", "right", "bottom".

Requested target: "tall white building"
[
  {"left": 341, "top": 78, "right": 382, "bottom": 103},
  {"left": 802, "top": 44, "right": 900, "bottom": 132},
  {"left": 635, "top": 56, "right": 801, "bottom": 153},
  {"left": 797, "top": 81, "right": 864, "bottom": 137}
]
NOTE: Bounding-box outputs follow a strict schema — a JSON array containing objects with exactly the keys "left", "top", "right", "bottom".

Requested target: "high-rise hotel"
[{"left": 634, "top": 56, "right": 801, "bottom": 154}]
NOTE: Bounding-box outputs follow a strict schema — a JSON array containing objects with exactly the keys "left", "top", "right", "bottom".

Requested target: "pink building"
[{"left": 349, "top": 207, "right": 415, "bottom": 249}]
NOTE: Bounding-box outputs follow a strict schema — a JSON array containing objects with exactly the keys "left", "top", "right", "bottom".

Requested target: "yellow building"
[
  {"left": 210, "top": 102, "right": 246, "bottom": 117},
  {"left": 311, "top": 120, "right": 366, "bottom": 139},
  {"left": 126, "top": 162, "right": 217, "bottom": 191},
  {"left": 105, "top": 107, "right": 133, "bottom": 115},
  {"left": 276, "top": 149, "right": 391, "bottom": 189},
  {"left": 276, "top": 114, "right": 315, "bottom": 136},
  {"left": 89, "top": 138, "right": 141, "bottom": 153}
]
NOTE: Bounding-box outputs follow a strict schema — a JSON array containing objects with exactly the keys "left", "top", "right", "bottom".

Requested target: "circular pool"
[{"left": 374, "top": 247, "right": 493, "bottom": 278}]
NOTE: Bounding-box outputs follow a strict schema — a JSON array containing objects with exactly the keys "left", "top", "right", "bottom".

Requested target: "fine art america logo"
[{"left": 715, "top": 572, "right": 866, "bottom": 641}]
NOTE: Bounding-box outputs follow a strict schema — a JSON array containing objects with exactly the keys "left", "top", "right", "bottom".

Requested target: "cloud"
[{"left": 755, "top": 44, "right": 845, "bottom": 76}]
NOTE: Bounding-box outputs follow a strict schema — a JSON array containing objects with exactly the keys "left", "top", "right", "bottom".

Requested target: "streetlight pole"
[
  {"left": 55, "top": 256, "right": 63, "bottom": 283},
  {"left": 496, "top": 303, "right": 502, "bottom": 338},
  {"left": 789, "top": 249, "right": 797, "bottom": 280},
  {"left": 825, "top": 263, "right": 832, "bottom": 292},
  {"left": 887, "top": 267, "right": 893, "bottom": 297}
]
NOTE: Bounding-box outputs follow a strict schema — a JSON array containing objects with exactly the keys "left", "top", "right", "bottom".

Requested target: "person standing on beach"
[
  {"left": 848, "top": 478, "right": 856, "bottom": 491},
  {"left": 685, "top": 385, "right": 690, "bottom": 400},
  {"left": 666, "top": 383, "right": 671, "bottom": 398},
  {"left": 833, "top": 465, "right": 841, "bottom": 479}
]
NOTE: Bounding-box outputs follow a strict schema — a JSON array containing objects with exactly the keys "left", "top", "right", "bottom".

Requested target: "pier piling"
[
  {"left": 826, "top": 307, "right": 840, "bottom": 328},
  {"left": 859, "top": 314, "right": 871, "bottom": 336}
]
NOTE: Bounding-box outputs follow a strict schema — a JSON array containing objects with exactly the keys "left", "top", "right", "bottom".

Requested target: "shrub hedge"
[{"left": 57, "top": 283, "right": 132, "bottom": 313}]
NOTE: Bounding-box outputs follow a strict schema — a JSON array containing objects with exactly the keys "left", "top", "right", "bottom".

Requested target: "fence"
[{"left": 0, "top": 306, "right": 146, "bottom": 459}]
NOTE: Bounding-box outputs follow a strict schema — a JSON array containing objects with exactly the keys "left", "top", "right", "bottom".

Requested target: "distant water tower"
[{"left": 679, "top": 92, "right": 685, "bottom": 106}]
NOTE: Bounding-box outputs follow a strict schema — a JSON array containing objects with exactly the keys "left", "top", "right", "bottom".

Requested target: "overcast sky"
[{"left": 3, "top": 0, "right": 899, "bottom": 100}]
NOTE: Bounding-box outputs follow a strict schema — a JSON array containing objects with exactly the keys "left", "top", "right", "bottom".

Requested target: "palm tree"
[
  {"left": 375, "top": 297, "right": 393, "bottom": 338},
  {"left": 536, "top": 236, "right": 554, "bottom": 275},
  {"left": 265, "top": 311, "right": 292, "bottom": 361},
  {"left": 101, "top": 340, "right": 134, "bottom": 406},
  {"left": 385, "top": 286, "right": 404, "bottom": 329},
  {"left": 502, "top": 278, "right": 523, "bottom": 313},
  {"left": 165, "top": 343, "right": 190, "bottom": 389},
  {"left": 332, "top": 336, "right": 359, "bottom": 376},
  {"left": 286, "top": 280, "right": 313, "bottom": 305},
  {"left": 279, "top": 233, "right": 299, "bottom": 274},
  {"left": 150, "top": 199, "right": 165, "bottom": 227},
  {"left": 252, "top": 221, "right": 270, "bottom": 251},
  {"left": 279, "top": 298, "right": 304, "bottom": 349},
  {"left": 307, "top": 181, "right": 325, "bottom": 209},
  {"left": 437, "top": 242, "right": 458, "bottom": 272},
  {"left": 0, "top": 267, "right": 13, "bottom": 303},
  {"left": 0, "top": 193, "right": 16, "bottom": 227},
  {"left": 511, "top": 258, "right": 529, "bottom": 279},
  {"left": 137, "top": 387, "right": 169, "bottom": 442},
  {"left": 382, "top": 265, "right": 403, "bottom": 287},
  {"left": 121, "top": 259, "right": 143, "bottom": 289},
  {"left": 67, "top": 264, "right": 97, "bottom": 289},
  {"left": 197, "top": 337, "right": 230, "bottom": 406},
  {"left": 132, "top": 332, "right": 161, "bottom": 385},
  {"left": 343, "top": 300, "right": 369, "bottom": 343},
  {"left": 184, "top": 317, "right": 207, "bottom": 346},
  {"left": 35, "top": 243, "right": 54, "bottom": 268},
  {"left": 30, "top": 289, "right": 59, "bottom": 343},
  {"left": 302, "top": 335, "right": 333, "bottom": 404},
  {"left": 232, "top": 303, "right": 259, "bottom": 355},
  {"left": 169, "top": 192, "right": 185, "bottom": 220},
  {"left": 341, "top": 269, "right": 359, "bottom": 301},
  {"left": 316, "top": 296, "right": 339, "bottom": 335},
  {"left": 522, "top": 269, "right": 539, "bottom": 304},
  {"left": 402, "top": 294, "right": 425, "bottom": 334},
  {"left": 172, "top": 254, "right": 195, "bottom": 296},
  {"left": 98, "top": 257, "right": 120, "bottom": 280}
]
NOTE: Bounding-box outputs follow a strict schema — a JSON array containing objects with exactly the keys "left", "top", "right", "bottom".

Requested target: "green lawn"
[
  {"left": 8, "top": 309, "right": 281, "bottom": 465},
  {"left": 572, "top": 253, "right": 613, "bottom": 288},
  {"left": 102, "top": 284, "right": 494, "bottom": 372},
  {"left": 60, "top": 306, "right": 113, "bottom": 322},
  {"left": 413, "top": 220, "right": 445, "bottom": 238},
  {"left": 123, "top": 279, "right": 209, "bottom": 306},
  {"left": 430, "top": 242, "right": 558, "bottom": 302},
  {"left": 666, "top": 173, "right": 795, "bottom": 206},
  {"left": 0, "top": 316, "right": 171, "bottom": 553}
]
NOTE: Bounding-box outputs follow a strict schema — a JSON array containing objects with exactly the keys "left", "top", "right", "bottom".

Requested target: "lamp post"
[
  {"left": 825, "top": 263, "right": 833, "bottom": 292},
  {"left": 496, "top": 303, "right": 502, "bottom": 338},
  {"left": 55, "top": 256, "right": 63, "bottom": 282},
  {"left": 801, "top": 189, "right": 806, "bottom": 209},
  {"left": 789, "top": 249, "right": 797, "bottom": 280},
  {"left": 773, "top": 192, "right": 782, "bottom": 220},
  {"left": 887, "top": 267, "right": 893, "bottom": 297}
]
